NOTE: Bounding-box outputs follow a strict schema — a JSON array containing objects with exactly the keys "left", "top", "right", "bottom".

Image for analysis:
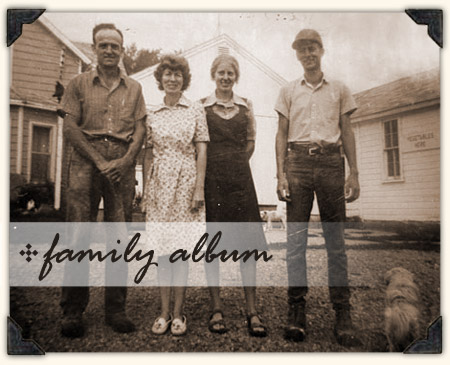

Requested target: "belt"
[
  {"left": 287, "top": 143, "right": 341, "bottom": 156},
  {"left": 87, "top": 135, "right": 128, "bottom": 144}
]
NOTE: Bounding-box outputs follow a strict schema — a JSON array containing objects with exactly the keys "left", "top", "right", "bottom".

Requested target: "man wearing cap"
[
  {"left": 59, "top": 23, "right": 146, "bottom": 338},
  {"left": 275, "top": 29, "right": 361, "bottom": 346}
]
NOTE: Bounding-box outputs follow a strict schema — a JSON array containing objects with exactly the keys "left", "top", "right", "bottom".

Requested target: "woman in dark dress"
[{"left": 201, "top": 54, "right": 268, "bottom": 337}]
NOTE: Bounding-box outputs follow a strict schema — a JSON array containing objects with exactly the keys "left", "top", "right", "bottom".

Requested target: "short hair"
[
  {"left": 210, "top": 54, "right": 240, "bottom": 82},
  {"left": 92, "top": 23, "right": 124, "bottom": 46},
  {"left": 154, "top": 54, "right": 191, "bottom": 91}
]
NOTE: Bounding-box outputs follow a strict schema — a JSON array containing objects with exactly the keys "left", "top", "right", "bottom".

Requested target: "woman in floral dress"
[{"left": 143, "top": 54, "right": 209, "bottom": 336}]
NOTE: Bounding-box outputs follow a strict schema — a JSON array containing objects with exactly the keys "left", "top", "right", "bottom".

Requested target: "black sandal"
[
  {"left": 247, "top": 313, "right": 267, "bottom": 337},
  {"left": 208, "top": 309, "right": 228, "bottom": 334}
]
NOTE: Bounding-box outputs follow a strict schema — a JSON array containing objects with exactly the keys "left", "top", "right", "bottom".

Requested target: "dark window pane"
[
  {"left": 387, "top": 150, "right": 394, "bottom": 177},
  {"left": 32, "top": 126, "right": 50, "bottom": 153},
  {"left": 384, "top": 121, "right": 391, "bottom": 135},
  {"left": 384, "top": 122, "right": 391, "bottom": 147},
  {"left": 31, "top": 153, "right": 49, "bottom": 183},
  {"left": 392, "top": 120, "right": 398, "bottom": 134},
  {"left": 393, "top": 149, "right": 400, "bottom": 176},
  {"left": 31, "top": 126, "right": 51, "bottom": 183},
  {"left": 392, "top": 132, "right": 398, "bottom": 147},
  {"left": 385, "top": 134, "right": 391, "bottom": 148},
  {"left": 391, "top": 121, "right": 398, "bottom": 147},
  {"left": 384, "top": 120, "right": 400, "bottom": 178}
]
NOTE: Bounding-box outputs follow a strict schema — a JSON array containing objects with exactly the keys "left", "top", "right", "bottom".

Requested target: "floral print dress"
[{"left": 143, "top": 95, "right": 209, "bottom": 256}]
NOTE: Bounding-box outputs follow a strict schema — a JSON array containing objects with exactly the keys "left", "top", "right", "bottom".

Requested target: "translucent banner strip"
[{"left": 10, "top": 222, "right": 371, "bottom": 287}]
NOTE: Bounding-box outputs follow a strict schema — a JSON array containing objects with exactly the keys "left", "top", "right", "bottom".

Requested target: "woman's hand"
[{"left": 191, "top": 186, "right": 205, "bottom": 211}]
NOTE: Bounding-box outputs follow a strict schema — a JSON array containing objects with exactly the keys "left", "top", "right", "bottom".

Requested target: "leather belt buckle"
[{"left": 308, "top": 147, "right": 321, "bottom": 156}]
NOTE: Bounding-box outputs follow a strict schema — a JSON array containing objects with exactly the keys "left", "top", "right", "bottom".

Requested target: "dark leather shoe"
[
  {"left": 284, "top": 302, "right": 306, "bottom": 342},
  {"left": 284, "top": 325, "right": 305, "bottom": 342},
  {"left": 334, "top": 308, "right": 362, "bottom": 347},
  {"left": 61, "top": 313, "right": 84, "bottom": 338},
  {"left": 106, "top": 313, "right": 136, "bottom": 333}
]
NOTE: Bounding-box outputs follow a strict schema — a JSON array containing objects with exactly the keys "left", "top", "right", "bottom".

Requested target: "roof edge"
[
  {"left": 132, "top": 33, "right": 288, "bottom": 86},
  {"left": 353, "top": 68, "right": 440, "bottom": 98},
  {"left": 351, "top": 98, "right": 440, "bottom": 123},
  {"left": 221, "top": 34, "right": 287, "bottom": 86},
  {"left": 11, "top": 99, "right": 58, "bottom": 112},
  {"left": 38, "top": 14, "right": 92, "bottom": 65}
]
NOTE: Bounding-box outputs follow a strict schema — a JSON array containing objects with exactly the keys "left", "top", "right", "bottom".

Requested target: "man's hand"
[
  {"left": 345, "top": 171, "right": 360, "bottom": 203},
  {"left": 97, "top": 157, "right": 132, "bottom": 184},
  {"left": 277, "top": 175, "right": 291, "bottom": 202},
  {"left": 191, "top": 186, "right": 205, "bottom": 211}
]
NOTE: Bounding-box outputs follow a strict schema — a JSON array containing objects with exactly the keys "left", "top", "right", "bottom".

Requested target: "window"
[
  {"left": 30, "top": 125, "right": 51, "bottom": 183},
  {"left": 383, "top": 120, "right": 401, "bottom": 179}
]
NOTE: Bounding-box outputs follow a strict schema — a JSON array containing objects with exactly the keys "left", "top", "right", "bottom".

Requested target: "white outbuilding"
[{"left": 348, "top": 68, "right": 440, "bottom": 223}]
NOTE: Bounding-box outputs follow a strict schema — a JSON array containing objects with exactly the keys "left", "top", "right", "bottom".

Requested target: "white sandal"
[
  {"left": 152, "top": 315, "right": 172, "bottom": 335},
  {"left": 171, "top": 316, "right": 187, "bottom": 336}
]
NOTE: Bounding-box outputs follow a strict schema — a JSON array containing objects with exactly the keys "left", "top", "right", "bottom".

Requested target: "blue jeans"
[
  {"left": 285, "top": 146, "right": 350, "bottom": 309},
  {"left": 60, "top": 137, "right": 135, "bottom": 316}
]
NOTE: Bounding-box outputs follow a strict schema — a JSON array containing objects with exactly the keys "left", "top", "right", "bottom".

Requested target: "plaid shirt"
[{"left": 62, "top": 67, "right": 147, "bottom": 142}]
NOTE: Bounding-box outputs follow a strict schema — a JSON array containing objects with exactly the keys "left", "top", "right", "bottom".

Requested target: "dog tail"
[{"left": 385, "top": 303, "right": 420, "bottom": 351}]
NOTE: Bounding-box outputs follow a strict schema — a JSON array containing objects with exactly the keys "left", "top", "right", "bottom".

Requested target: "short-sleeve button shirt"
[
  {"left": 62, "top": 67, "right": 147, "bottom": 142},
  {"left": 275, "top": 76, "right": 357, "bottom": 146}
]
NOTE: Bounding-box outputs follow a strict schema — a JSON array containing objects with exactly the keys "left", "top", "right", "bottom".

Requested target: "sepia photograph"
[{"left": 5, "top": 6, "right": 441, "bottom": 355}]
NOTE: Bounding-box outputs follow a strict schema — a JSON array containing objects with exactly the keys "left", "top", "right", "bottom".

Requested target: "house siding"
[
  {"left": 10, "top": 106, "right": 19, "bottom": 175},
  {"left": 11, "top": 20, "right": 81, "bottom": 99}
]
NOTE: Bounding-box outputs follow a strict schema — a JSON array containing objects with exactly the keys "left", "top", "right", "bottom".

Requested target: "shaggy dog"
[{"left": 384, "top": 267, "right": 421, "bottom": 352}]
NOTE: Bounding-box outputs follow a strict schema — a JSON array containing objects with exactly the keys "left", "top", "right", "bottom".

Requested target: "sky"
[{"left": 43, "top": 11, "right": 440, "bottom": 93}]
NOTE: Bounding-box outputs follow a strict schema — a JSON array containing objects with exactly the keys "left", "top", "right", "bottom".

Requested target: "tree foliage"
[{"left": 123, "top": 43, "right": 161, "bottom": 75}]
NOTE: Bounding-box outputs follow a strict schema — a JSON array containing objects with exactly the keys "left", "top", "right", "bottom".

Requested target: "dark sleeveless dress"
[{"left": 203, "top": 102, "right": 267, "bottom": 251}]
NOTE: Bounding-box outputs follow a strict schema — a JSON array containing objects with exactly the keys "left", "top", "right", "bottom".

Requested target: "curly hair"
[
  {"left": 210, "top": 54, "right": 240, "bottom": 82},
  {"left": 154, "top": 54, "right": 191, "bottom": 91},
  {"left": 92, "top": 23, "right": 124, "bottom": 46}
]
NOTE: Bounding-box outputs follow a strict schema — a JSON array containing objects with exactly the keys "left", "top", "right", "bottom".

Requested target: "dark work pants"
[
  {"left": 285, "top": 147, "right": 350, "bottom": 310},
  {"left": 60, "top": 138, "right": 135, "bottom": 316}
]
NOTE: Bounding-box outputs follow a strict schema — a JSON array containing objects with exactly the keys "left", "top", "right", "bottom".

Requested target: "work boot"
[
  {"left": 284, "top": 301, "right": 306, "bottom": 342},
  {"left": 334, "top": 307, "right": 362, "bottom": 347},
  {"left": 105, "top": 312, "right": 136, "bottom": 333},
  {"left": 61, "top": 312, "right": 85, "bottom": 338}
]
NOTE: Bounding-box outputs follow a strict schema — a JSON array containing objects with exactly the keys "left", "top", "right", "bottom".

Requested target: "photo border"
[{"left": 1, "top": 0, "right": 447, "bottom": 362}]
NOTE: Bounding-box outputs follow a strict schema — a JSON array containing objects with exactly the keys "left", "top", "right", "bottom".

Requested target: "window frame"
[{"left": 382, "top": 118, "right": 404, "bottom": 182}]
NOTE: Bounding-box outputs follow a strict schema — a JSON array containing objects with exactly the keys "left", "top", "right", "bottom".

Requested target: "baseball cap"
[{"left": 292, "top": 29, "right": 323, "bottom": 50}]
